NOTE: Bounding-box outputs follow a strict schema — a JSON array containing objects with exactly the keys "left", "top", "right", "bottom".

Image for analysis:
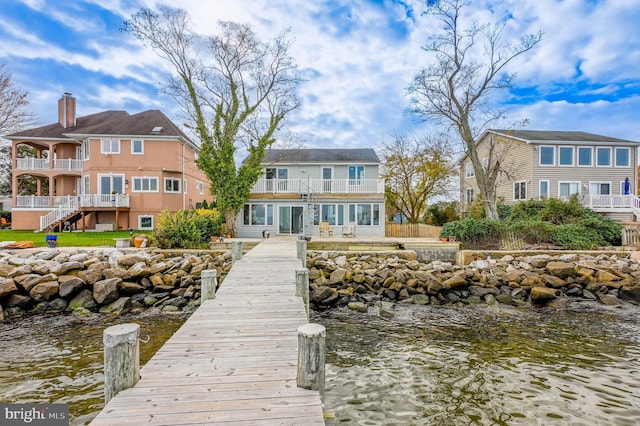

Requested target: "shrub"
[
  {"left": 506, "top": 220, "right": 556, "bottom": 245},
  {"left": 441, "top": 217, "right": 504, "bottom": 249},
  {"left": 153, "top": 208, "right": 223, "bottom": 249}
]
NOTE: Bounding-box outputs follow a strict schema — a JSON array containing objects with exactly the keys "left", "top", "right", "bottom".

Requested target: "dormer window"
[{"left": 151, "top": 126, "right": 163, "bottom": 134}]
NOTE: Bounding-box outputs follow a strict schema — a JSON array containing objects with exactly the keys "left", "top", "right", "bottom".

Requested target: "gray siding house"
[
  {"left": 460, "top": 130, "right": 640, "bottom": 221},
  {"left": 236, "top": 148, "right": 385, "bottom": 238}
]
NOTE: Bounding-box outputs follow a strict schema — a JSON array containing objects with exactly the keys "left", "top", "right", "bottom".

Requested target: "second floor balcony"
[
  {"left": 15, "top": 194, "right": 129, "bottom": 209},
  {"left": 250, "top": 178, "right": 385, "bottom": 195},
  {"left": 16, "top": 158, "right": 83, "bottom": 172}
]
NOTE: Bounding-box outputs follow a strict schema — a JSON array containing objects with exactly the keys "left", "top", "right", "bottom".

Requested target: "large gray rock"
[
  {"left": 58, "top": 276, "right": 86, "bottom": 298},
  {"left": 0, "top": 279, "right": 18, "bottom": 299},
  {"left": 68, "top": 289, "right": 97, "bottom": 311},
  {"left": 93, "top": 278, "right": 121, "bottom": 305},
  {"left": 4, "top": 294, "right": 31, "bottom": 308},
  {"left": 530, "top": 286, "right": 560, "bottom": 304},
  {"left": 328, "top": 268, "right": 348, "bottom": 285},
  {"left": 56, "top": 261, "right": 84, "bottom": 275},
  {"left": 546, "top": 261, "right": 575, "bottom": 278},
  {"left": 118, "top": 281, "right": 144, "bottom": 295},
  {"left": 14, "top": 273, "right": 58, "bottom": 292},
  {"left": 77, "top": 269, "right": 103, "bottom": 285},
  {"left": 30, "top": 281, "right": 60, "bottom": 302},
  {"left": 619, "top": 286, "right": 640, "bottom": 302},
  {"left": 99, "top": 297, "right": 133, "bottom": 314},
  {"left": 118, "top": 253, "right": 149, "bottom": 267},
  {"left": 127, "top": 262, "right": 151, "bottom": 279},
  {"left": 31, "top": 261, "right": 61, "bottom": 275}
]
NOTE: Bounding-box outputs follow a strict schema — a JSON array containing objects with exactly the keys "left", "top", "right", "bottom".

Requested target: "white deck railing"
[
  {"left": 16, "top": 194, "right": 130, "bottom": 209},
  {"left": 16, "top": 158, "right": 83, "bottom": 171},
  {"left": 582, "top": 194, "right": 640, "bottom": 211},
  {"left": 250, "top": 178, "right": 384, "bottom": 194},
  {"left": 35, "top": 194, "right": 130, "bottom": 231}
]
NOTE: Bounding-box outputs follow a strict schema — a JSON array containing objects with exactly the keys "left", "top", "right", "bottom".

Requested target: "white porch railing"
[
  {"left": 250, "top": 178, "right": 384, "bottom": 194},
  {"left": 17, "top": 194, "right": 130, "bottom": 209},
  {"left": 16, "top": 158, "right": 83, "bottom": 171},
  {"left": 35, "top": 194, "right": 130, "bottom": 231},
  {"left": 582, "top": 194, "right": 640, "bottom": 211}
]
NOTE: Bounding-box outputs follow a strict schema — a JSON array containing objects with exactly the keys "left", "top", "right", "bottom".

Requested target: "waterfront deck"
[{"left": 90, "top": 237, "right": 324, "bottom": 425}]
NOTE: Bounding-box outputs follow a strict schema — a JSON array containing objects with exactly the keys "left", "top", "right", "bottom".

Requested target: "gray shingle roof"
[
  {"left": 489, "top": 129, "right": 640, "bottom": 144},
  {"left": 260, "top": 148, "right": 379, "bottom": 164},
  {"left": 8, "top": 109, "right": 192, "bottom": 142}
]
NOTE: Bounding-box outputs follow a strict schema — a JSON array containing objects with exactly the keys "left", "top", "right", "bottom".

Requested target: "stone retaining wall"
[
  {"left": 307, "top": 250, "right": 640, "bottom": 311},
  {"left": 0, "top": 248, "right": 233, "bottom": 321}
]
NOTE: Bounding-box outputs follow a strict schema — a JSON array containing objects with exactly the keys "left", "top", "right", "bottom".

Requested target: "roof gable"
[{"left": 259, "top": 148, "right": 379, "bottom": 164}]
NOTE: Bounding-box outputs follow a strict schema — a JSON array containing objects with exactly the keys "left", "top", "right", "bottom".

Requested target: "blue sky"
[{"left": 2, "top": 0, "right": 640, "bottom": 150}]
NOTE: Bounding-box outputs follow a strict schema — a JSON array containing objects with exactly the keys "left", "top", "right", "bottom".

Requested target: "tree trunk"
[{"left": 224, "top": 210, "right": 238, "bottom": 237}]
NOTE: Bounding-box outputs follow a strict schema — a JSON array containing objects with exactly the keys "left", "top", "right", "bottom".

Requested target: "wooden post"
[
  {"left": 201, "top": 269, "right": 218, "bottom": 302},
  {"left": 103, "top": 323, "right": 140, "bottom": 404},
  {"left": 296, "top": 268, "right": 310, "bottom": 318},
  {"left": 297, "top": 239, "right": 307, "bottom": 267},
  {"left": 297, "top": 323, "right": 326, "bottom": 398},
  {"left": 621, "top": 227, "right": 628, "bottom": 246},
  {"left": 232, "top": 240, "right": 243, "bottom": 263}
]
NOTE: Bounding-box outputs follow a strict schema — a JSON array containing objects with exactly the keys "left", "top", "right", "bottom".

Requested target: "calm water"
[
  {"left": 1, "top": 304, "right": 639, "bottom": 425},
  {"left": 313, "top": 303, "right": 640, "bottom": 425},
  {"left": 0, "top": 311, "right": 188, "bottom": 425}
]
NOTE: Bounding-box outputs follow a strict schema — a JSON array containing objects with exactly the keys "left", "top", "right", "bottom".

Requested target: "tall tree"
[
  {"left": 0, "top": 63, "right": 37, "bottom": 196},
  {"left": 381, "top": 135, "right": 456, "bottom": 223},
  {"left": 407, "top": 0, "right": 542, "bottom": 219},
  {"left": 124, "top": 7, "right": 302, "bottom": 235}
]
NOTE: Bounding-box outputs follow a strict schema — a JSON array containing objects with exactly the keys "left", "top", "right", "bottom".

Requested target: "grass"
[{"left": 0, "top": 230, "right": 152, "bottom": 248}]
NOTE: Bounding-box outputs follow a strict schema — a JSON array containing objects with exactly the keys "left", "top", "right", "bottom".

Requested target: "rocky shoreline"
[
  {"left": 0, "top": 248, "right": 233, "bottom": 321},
  {"left": 307, "top": 250, "right": 640, "bottom": 313},
  {"left": 3, "top": 247, "right": 640, "bottom": 322}
]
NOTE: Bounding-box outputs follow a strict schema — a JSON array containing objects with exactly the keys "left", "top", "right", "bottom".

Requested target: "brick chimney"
[{"left": 58, "top": 92, "right": 76, "bottom": 128}]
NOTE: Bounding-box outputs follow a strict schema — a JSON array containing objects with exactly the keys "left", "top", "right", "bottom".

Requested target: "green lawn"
[{"left": 0, "top": 230, "right": 152, "bottom": 247}]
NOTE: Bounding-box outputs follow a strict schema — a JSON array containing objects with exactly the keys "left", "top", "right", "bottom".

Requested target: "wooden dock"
[{"left": 91, "top": 238, "right": 325, "bottom": 425}]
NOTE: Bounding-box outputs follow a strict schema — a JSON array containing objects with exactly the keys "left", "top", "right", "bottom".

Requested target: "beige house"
[
  {"left": 238, "top": 148, "right": 385, "bottom": 238},
  {"left": 460, "top": 130, "right": 640, "bottom": 221},
  {"left": 5, "top": 93, "right": 210, "bottom": 231}
]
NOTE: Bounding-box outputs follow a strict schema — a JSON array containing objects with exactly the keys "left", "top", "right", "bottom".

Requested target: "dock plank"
[{"left": 90, "top": 238, "right": 324, "bottom": 425}]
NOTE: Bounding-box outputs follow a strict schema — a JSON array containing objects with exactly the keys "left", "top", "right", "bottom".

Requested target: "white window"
[
  {"left": 596, "top": 147, "right": 611, "bottom": 167},
  {"left": 539, "top": 180, "right": 549, "bottom": 199},
  {"left": 164, "top": 177, "right": 181, "bottom": 193},
  {"left": 514, "top": 181, "right": 527, "bottom": 201},
  {"left": 577, "top": 147, "right": 592, "bottom": 166},
  {"left": 558, "top": 146, "right": 574, "bottom": 166},
  {"left": 347, "top": 203, "right": 380, "bottom": 226},
  {"left": 589, "top": 182, "right": 611, "bottom": 195},
  {"left": 466, "top": 188, "right": 475, "bottom": 203},
  {"left": 82, "top": 139, "right": 90, "bottom": 160},
  {"left": 138, "top": 215, "right": 154, "bottom": 230},
  {"left": 132, "top": 177, "right": 159, "bottom": 192},
  {"left": 559, "top": 182, "right": 580, "bottom": 198},
  {"left": 465, "top": 163, "right": 475, "bottom": 178},
  {"left": 539, "top": 146, "right": 555, "bottom": 166},
  {"left": 131, "top": 139, "right": 144, "bottom": 155},
  {"left": 243, "top": 203, "right": 274, "bottom": 226},
  {"left": 196, "top": 181, "right": 204, "bottom": 195},
  {"left": 318, "top": 204, "right": 345, "bottom": 226},
  {"left": 98, "top": 174, "right": 124, "bottom": 194},
  {"left": 615, "top": 147, "right": 630, "bottom": 167},
  {"left": 101, "top": 138, "right": 120, "bottom": 154}
]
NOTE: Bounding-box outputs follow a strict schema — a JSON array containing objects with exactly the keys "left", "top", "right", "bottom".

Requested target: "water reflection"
[
  {"left": 0, "top": 312, "right": 188, "bottom": 425},
  {"left": 313, "top": 304, "right": 640, "bottom": 425}
]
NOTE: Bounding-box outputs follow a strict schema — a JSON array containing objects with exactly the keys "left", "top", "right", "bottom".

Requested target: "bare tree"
[
  {"left": 124, "top": 7, "right": 302, "bottom": 235},
  {"left": 0, "top": 63, "right": 37, "bottom": 196},
  {"left": 407, "top": 0, "right": 542, "bottom": 219},
  {"left": 381, "top": 134, "right": 456, "bottom": 223}
]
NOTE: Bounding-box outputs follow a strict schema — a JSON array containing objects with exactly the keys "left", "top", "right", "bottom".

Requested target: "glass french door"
[{"left": 279, "top": 206, "right": 304, "bottom": 234}]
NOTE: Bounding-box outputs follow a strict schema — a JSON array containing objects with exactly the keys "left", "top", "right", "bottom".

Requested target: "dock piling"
[
  {"left": 296, "top": 268, "right": 310, "bottom": 317},
  {"left": 297, "top": 323, "right": 326, "bottom": 398},
  {"left": 103, "top": 323, "right": 140, "bottom": 404},
  {"left": 201, "top": 269, "right": 218, "bottom": 302},
  {"left": 297, "top": 239, "right": 307, "bottom": 266},
  {"left": 232, "top": 240, "right": 243, "bottom": 263}
]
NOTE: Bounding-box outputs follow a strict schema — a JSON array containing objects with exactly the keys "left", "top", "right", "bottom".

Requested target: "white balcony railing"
[
  {"left": 16, "top": 158, "right": 83, "bottom": 172},
  {"left": 16, "top": 194, "right": 129, "bottom": 209},
  {"left": 250, "top": 178, "right": 384, "bottom": 195},
  {"left": 581, "top": 194, "right": 640, "bottom": 212}
]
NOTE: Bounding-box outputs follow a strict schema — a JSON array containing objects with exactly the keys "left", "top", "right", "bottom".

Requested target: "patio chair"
[
  {"left": 342, "top": 222, "right": 356, "bottom": 238},
  {"left": 1, "top": 217, "right": 10, "bottom": 229},
  {"left": 319, "top": 221, "right": 334, "bottom": 237}
]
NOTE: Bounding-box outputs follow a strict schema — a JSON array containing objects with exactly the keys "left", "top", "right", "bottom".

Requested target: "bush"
[
  {"left": 441, "top": 217, "right": 504, "bottom": 249},
  {"left": 444, "top": 197, "right": 622, "bottom": 249},
  {"left": 153, "top": 208, "right": 223, "bottom": 249}
]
